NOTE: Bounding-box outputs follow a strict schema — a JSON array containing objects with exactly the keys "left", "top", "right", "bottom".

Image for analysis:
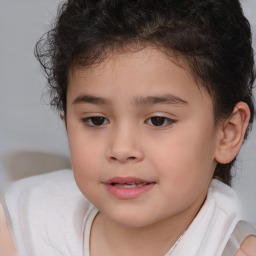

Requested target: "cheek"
[
  {"left": 149, "top": 123, "right": 217, "bottom": 181},
  {"left": 69, "top": 139, "right": 102, "bottom": 199},
  {"left": 67, "top": 126, "right": 103, "bottom": 183},
  {"left": 70, "top": 143, "right": 100, "bottom": 175},
  {"left": 148, "top": 128, "right": 216, "bottom": 211}
]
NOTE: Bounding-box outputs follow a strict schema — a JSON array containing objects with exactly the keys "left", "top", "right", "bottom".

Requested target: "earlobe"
[
  {"left": 214, "top": 102, "right": 250, "bottom": 164},
  {"left": 60, "top": 112, "right": 67, "bottom": 128}
]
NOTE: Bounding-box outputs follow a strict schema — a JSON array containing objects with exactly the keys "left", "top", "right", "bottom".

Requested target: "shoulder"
[
  {"left": 0, "top": 204, "right": 16, "bottom": 256},
  {"left": 5, "top": 169, "right": 77, "bottom": 199},
  {"left": 235, "top": 236, "right": 256, "bottom": 256},
  {"left": 0, "top": 170, "right": 91, "bottom": 255}
]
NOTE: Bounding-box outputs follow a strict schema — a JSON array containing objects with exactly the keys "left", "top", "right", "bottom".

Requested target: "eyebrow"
[
  {"left": 133, "top": 94, "right": 188, "bottom": 106},
  {"left": 72, "top": 95, "right": 111, "bottom": 105},
  {"left": 72, "top": 93, "right": 187, "bottom": 106}
]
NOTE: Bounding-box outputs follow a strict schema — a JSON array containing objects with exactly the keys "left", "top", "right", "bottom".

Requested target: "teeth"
[{"left": 113, "top": 182, "right": 148, "bottom": 188}]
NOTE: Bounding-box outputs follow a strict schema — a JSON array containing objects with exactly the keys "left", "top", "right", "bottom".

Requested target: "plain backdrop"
[{"left": 0, "top": 0, "right": 256, "bottom": 224}]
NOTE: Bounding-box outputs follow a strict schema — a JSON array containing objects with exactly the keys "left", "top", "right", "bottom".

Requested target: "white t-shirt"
[{"left": 1, "top": 169, "right": 255, "bottom": 256}]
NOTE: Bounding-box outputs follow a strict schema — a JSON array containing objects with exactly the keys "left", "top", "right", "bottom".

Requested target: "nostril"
[
  {"left": 128, "top": 156, "right": 136, "bottom": 160},
  {"left": 109, "top": 155, "right": 137, "bottom": 162}
]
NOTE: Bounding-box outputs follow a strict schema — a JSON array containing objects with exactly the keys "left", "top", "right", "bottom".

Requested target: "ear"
[
  {"left": 214, "top": 102, "right": 250, "bottom": 164},
  {"left": 60, "top": 112, "right": 67, "bottom": 128}
]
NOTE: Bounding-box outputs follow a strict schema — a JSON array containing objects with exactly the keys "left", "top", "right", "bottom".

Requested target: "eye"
[
  {"left": 82, "top": 116, "right": 109, "bottom": 127},
  {"left": 146, "top": 116, "right": 174, "bottom": 127}
]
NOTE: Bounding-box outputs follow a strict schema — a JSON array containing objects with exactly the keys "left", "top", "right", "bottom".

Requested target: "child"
[{"left": 1, "top": 0, "right": 256, "bottom": 255}]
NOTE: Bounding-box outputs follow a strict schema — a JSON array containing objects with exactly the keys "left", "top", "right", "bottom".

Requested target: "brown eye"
[
  {"left": 91, "top": 117, "right": 105, "bottom": 125},
  {"left": 146, "top": 116, "right": 174, "bottom": 127},
  {"left": 151, "top": 117, "right": 165, "bottom": 126},
  {"left": 82, "top": 116, "right": 109, "bottom": 127}
]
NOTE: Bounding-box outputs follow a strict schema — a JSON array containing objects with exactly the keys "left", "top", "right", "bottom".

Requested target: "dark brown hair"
[{"left": 35, "top": 0, "right": 255, "bottom": 185}]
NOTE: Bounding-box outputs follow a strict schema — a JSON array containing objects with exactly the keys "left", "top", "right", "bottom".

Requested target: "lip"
[{"left": 104, "top": 176, "right": 156, "bottom": 199}]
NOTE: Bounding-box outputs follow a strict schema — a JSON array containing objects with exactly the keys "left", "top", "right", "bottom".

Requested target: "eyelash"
[
  {"left": 82, "top": 116, "right": 110, "bottom": 127},
  {"left": 145, "top": 116, "right": 175, "bottom": 127},
  {"left": 81, "top": 116, "right": 175, "bottom": 128}
]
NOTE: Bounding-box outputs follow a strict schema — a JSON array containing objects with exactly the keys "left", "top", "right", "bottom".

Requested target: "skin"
[
  {"left": 0, "top": 47, "right": 255, "bottom": 255},
  {"left": 0, "top": 205, "right": 16, "bottom": 256},
  {"left": 65, "top": 47, "right": 254, "bottom": 255}
]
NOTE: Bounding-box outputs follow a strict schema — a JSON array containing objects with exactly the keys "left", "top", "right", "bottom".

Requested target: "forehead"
[{"left": 67, "top": 47, "right": 212, "bottom": 109}]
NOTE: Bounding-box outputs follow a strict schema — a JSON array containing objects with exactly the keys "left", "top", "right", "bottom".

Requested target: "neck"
[{"left": 90, "top": 195, "right": 206, "bottom": 256}]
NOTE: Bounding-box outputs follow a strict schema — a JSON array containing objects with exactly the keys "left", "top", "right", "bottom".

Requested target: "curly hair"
[{"left": 35, "top": 0, "right": 255, "bottom": 185}]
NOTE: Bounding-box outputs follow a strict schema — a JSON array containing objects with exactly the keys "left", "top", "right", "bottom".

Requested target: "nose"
[{"left": 106, "top": 126, "right": 144, "bottom": 163}]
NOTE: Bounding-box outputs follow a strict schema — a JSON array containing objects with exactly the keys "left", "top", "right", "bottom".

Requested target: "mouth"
[
  {"left": 104, "top": 177, "right": 156, "bottom": 199},
  {"left": 109, "top": 182, "right": 151, "bottom": 188}
]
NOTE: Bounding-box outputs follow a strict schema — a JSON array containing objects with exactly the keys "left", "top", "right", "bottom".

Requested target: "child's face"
[{"left": 66, "top": 47, "right": 220, "bottom": 228}]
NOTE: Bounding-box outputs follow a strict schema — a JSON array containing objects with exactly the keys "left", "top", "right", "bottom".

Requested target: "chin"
[{"left": 104, "top": 210, "right": 161, "bottom": 228}]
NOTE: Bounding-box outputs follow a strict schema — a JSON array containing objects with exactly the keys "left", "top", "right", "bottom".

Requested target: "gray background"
[{"left": 0, "top": 1, "right": 256, "bottom": 224}]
